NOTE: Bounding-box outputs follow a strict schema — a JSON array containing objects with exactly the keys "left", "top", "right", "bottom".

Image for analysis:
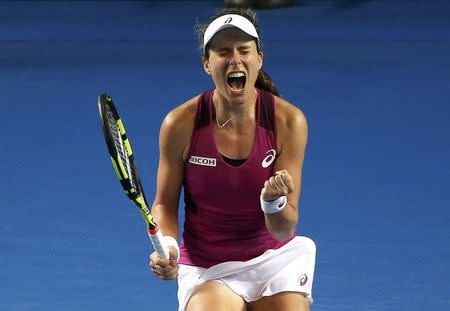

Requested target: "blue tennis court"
[{"left": 1, "top": 1, "right": 449, "bottom": 310}]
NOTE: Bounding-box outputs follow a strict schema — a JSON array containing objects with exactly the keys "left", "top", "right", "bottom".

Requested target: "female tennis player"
[{"left": 149, "top": 8, "right": 316, "bottom": 311}]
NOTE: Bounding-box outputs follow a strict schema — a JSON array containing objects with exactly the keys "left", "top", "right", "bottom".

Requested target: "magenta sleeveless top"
[{"left": 179, "top": 88, "right": 294, "bottom": 268}]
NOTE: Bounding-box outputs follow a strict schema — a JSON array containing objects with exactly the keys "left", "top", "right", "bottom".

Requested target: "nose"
[{"left": 228, "top": 49, "right": 242, "bottom": 66}]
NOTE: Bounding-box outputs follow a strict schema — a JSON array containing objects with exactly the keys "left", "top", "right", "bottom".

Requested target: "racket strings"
[{"left": 105, "top": 107, "right": 136, "bottom": 189}]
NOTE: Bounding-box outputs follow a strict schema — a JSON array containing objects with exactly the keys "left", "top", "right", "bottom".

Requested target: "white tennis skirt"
[{"left": 177, "top": 236, "right": 316, "bottom": 311}]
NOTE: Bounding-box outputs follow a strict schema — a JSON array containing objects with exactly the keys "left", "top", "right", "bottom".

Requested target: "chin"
[{"left": 227, "top": 86, "right": 254, "bottom": 102}]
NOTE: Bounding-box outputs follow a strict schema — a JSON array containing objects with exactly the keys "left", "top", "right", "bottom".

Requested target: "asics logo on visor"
[
  {"left": 261, "top": 149, "right": 276, "bottom": 168},
  {"left": 225, "top": 17, "right": 232, "bottom": 24}
]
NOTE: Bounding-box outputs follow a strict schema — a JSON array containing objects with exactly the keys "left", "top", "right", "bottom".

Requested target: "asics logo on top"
[
  {"left": 261, "top": 149, "right": 276, "bottom": 168},
  {"left": 189, "top": 156, "right": 217, "bottom": 167},
  {"left": 224, "top": 17, "right": 232, "bottom": 24}
]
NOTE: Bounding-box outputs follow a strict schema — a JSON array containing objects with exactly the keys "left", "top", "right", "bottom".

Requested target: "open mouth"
[{"left": 227, "top": 72, "right": 246, "bottom": 91}]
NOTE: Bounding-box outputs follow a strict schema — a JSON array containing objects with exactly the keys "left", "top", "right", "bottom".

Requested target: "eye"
[
  {"left": 238, "top": 47, "right": 251, "bottom": 55},
  {"left": 215, "top": 49, "right": 230, "bottom": 57}
]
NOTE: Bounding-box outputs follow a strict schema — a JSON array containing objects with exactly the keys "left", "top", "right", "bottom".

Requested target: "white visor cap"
[{"left": 203, "top": 14, "right": 259, "bottom": 51}]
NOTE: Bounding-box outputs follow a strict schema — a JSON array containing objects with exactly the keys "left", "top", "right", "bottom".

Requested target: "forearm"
[
  {"left": 264, "top": 202, "right": 298, "bottom": 241},
  {"left": 152, "top": 203, "right": 179, "bottom": 240}
]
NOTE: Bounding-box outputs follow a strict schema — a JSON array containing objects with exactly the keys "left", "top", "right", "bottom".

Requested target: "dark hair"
[{"left": 195, "top": 8, "right": 280, "bottom": 96}]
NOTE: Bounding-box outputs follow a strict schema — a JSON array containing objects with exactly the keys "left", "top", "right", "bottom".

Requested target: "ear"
[
  {"left": 258, "top": 50, "right": 264, "bottom": 70},
  {"left": 203, "top": 57, "right": 212, "bottom": 75}
]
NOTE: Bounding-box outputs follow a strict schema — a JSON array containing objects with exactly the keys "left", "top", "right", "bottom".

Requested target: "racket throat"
[{"left": 137, "top": 205, "right": 158, "bottom": 230}]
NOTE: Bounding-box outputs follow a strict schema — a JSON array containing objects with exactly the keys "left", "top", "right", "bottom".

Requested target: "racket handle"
[{"left": 147, "top": 228, "right": 169, "bottom": 259}]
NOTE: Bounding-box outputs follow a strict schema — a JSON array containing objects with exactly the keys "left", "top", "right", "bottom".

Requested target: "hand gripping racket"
[{"left": 97, "top": 94, "right": 169, "bottom": 259}]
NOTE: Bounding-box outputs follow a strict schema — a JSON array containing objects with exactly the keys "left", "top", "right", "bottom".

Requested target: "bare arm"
[
  {"left": 261, "top": 97, "right": 308, "bottom": 241},
  {"left": 149, "top": 98, "right": 196, "bottom": 280},
  {"left": 151, "top": 117, "right": 183, "bottom": 241},
  {"left": 152, "top": 99, "right": 197, "bottom": 240}
]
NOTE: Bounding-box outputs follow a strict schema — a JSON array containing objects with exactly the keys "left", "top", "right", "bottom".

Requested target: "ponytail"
[{"left": 256, "top": 69, "right": 279, "bottom": 97}]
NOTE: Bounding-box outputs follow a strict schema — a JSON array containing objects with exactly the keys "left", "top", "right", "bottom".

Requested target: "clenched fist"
[
  {"left": 149, "top": 247, "right": 179, "bottom": 280},
  {"left": 261, "top": 169, "right": 294, "bottom": 202}
]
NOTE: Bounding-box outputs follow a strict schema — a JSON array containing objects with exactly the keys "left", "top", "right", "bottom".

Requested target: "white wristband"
[
  {"left": 260, "top": 195, "right": 287, "bottom": 214},
  {"left": 163, "top": 236, "right": 180, "bottom": 263}
]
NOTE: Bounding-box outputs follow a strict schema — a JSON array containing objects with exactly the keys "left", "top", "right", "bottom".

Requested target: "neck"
[
  {"left": 213, "top": 88, "right": 257, "bottom": 119},
  {"left": 213, "top": 90, "right": 257, "bottom": 128}
]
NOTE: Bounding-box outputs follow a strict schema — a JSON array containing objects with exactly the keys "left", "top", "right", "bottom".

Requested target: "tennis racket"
[{"left": 97, "top": 93, "right": 169, "bottom": 259}]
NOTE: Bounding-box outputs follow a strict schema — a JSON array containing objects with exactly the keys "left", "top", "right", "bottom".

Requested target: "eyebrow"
[{"left": 214, "top": 43, "right": 253, "bottom": 52}]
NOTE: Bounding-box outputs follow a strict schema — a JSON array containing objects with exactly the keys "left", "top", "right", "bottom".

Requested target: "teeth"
[{"left": 228, "top": 72, "right": 245, "bottom": 78}]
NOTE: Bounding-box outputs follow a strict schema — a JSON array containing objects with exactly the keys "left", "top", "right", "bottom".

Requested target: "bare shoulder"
[
  {"left": 159, "top": 95, "right": 199, "bottom": 159},
  {"left": 161, "top": 95, "right": 199, "bottom": 134},
  {"left": 274, "top": 96, "right": 308, "bottom": 135}
]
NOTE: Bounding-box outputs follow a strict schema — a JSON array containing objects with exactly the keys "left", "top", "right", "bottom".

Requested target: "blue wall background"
[{"left": 1, "top": 1, "right": 449, "bottom": 310}]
